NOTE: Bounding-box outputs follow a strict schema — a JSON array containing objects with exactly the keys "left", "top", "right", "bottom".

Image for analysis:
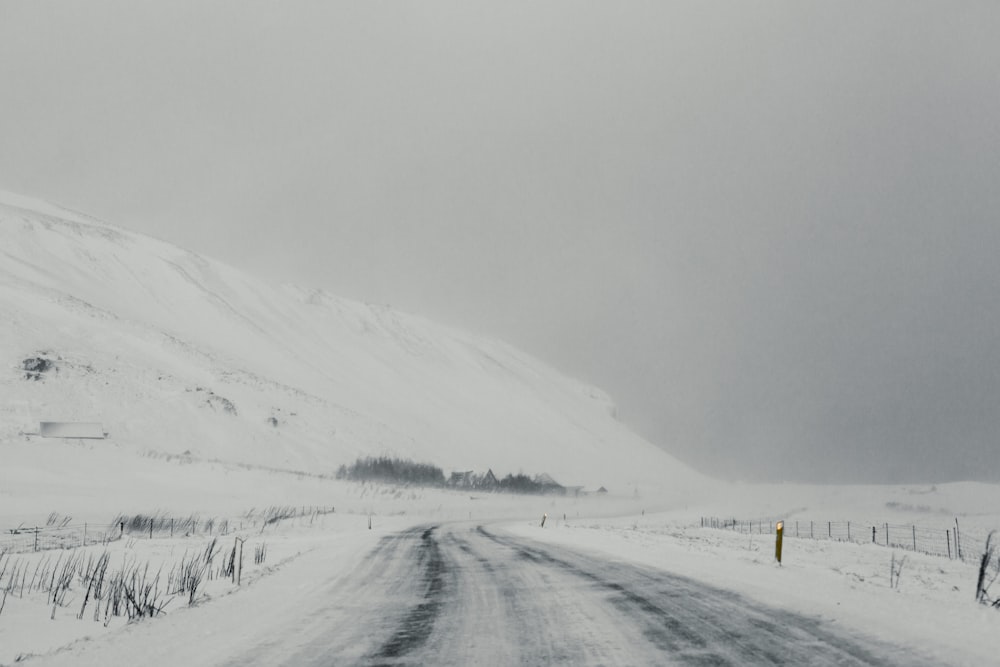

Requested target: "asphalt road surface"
[{"left": 233, "top": 523, "right": 928, "bottom": 666}]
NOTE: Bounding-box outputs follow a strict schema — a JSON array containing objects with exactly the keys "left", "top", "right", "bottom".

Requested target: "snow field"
[
  {"left": 1, "top": 511, "right": 363, "bottom": 665},
  {"left": 5, "top": 469, "right": 1000, "bottom": 665},
  {"left": 1, "top": 447, "right": 649, "bottom": 667}
]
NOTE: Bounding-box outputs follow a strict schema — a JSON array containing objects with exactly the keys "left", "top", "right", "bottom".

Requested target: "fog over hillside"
[{"left": 0, "top": 191, "right": 701, "bottom": 498}]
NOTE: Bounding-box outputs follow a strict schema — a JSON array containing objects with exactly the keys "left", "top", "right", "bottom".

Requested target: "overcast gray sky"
[{"left": 2, "top": 1, "right": 998, "bottom": 483}]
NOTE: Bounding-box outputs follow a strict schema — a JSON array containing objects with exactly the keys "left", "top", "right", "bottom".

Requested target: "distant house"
[
  {"left": 479, "top": 468, "right": 499, "bottom": 490},
  {"left": 39, "top": 422, "right": 106, "bottom": 439},
  {"left": 448, "top": 470, "right": 474, "bottom": 488},
  {"left": 533, "top": 472, "right": 559, "bottom": 486},
  {"left": 450, "top": 468, "right": 500, "bottom": 491},
  {"left": 533, "top": 473, "right": 565, "bottom": 495}
]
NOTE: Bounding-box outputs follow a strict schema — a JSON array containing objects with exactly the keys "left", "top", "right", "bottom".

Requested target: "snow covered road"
[
  {"left": 226, "top": 523, "right": 929, "bottom": 666},
  {"left": 17, "top": 517, "right": 939, "bottom": 667}
]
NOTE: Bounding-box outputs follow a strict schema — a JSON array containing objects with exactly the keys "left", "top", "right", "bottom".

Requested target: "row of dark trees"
[
  {"left": 336, "top": 457, "right": 567, "bottom": 495},
  {"left": 336, "top": 456, "right": 446, "bottom": 486}
]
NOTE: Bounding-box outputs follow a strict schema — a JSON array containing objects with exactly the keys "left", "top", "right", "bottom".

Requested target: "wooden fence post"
[
  {"left": 912, "top": 525, "right": 917, "bottom": 551},
  {"left": 231, "top": 537, "right": 238, "bottom": 583},
  {"left": 947, "top": 530, "right": 952, "bottom": 559}
]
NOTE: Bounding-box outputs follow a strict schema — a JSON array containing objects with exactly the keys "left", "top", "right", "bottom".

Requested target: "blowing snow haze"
[{"left": 1, "top": 3, "right": 999, "bottom": 484}]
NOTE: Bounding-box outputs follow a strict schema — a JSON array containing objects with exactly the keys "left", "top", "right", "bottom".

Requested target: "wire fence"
[
  {"left": 1, "top": 505, "right": 336, "bottom": 555},
  {"left": 2, "top": 523, "right": 118, "bottom": 553},
  {"left": 700, "top": 515, "right": 992, "bottom": 563}
]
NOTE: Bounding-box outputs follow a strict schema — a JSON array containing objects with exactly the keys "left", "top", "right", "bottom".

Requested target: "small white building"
[{"left": 39, "top": 422, "right": 106, "bottom": 439}]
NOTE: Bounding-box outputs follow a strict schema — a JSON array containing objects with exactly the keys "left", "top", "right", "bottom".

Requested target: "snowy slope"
[{"left": 0, "top": 190, "right": 702, "bottom": 500}]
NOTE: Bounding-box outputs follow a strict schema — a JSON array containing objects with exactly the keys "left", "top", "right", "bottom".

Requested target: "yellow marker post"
[{"left": 775, "top": 520, "right": 784, "bottom": 564}]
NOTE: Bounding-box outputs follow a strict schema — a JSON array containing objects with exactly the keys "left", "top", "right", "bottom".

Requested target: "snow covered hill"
[{"left": 0, "top": 190, "right": 703, "bottom": 509}]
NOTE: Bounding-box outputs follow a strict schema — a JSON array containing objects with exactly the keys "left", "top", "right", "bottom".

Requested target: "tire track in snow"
[{"left": 370, "top": 526, "right": 447, "bottom": 662}]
